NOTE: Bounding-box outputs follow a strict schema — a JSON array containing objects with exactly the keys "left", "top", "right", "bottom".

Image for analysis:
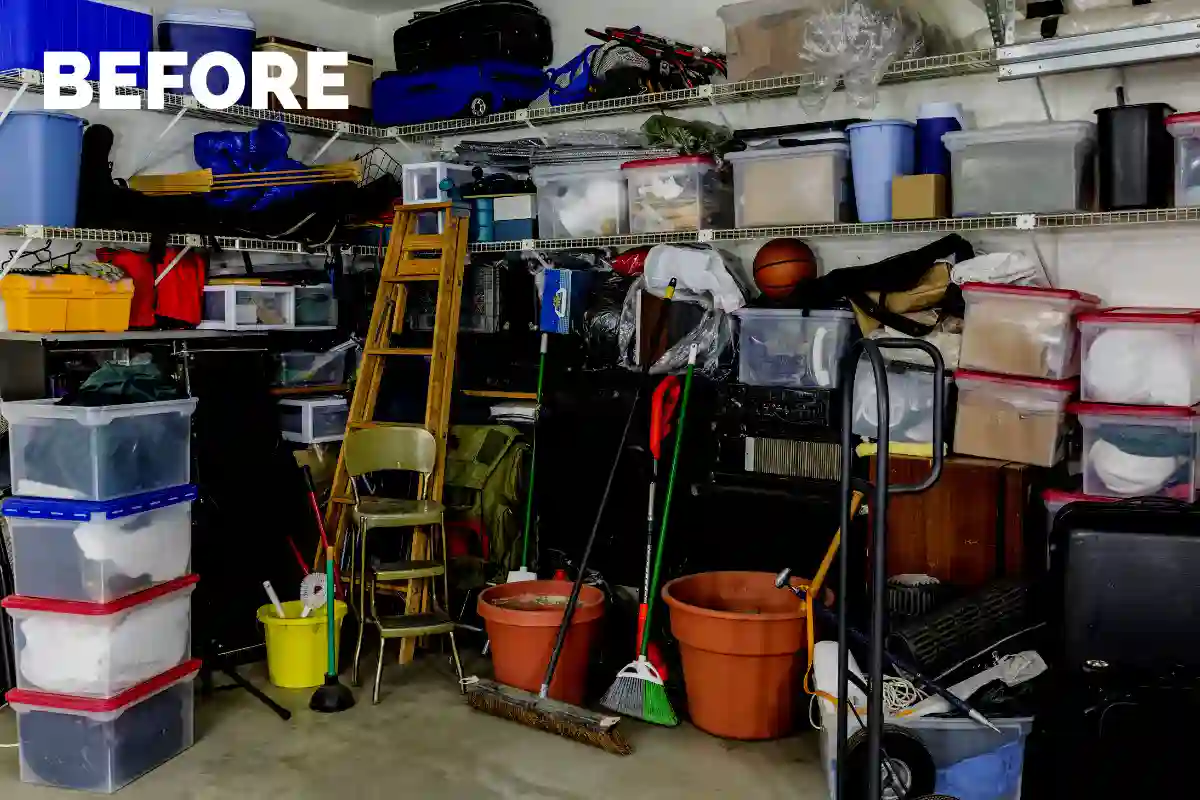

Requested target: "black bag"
[{"left": 392, "top": 0, "right": 553, "bottom": 76}]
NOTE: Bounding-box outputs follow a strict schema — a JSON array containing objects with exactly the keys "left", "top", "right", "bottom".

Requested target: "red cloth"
[
  {"left": 97, "top": 248, "right": 207, "bottom": 327},
  {"left": 96, "top": 248, "right": 155, "bottom": 328}
]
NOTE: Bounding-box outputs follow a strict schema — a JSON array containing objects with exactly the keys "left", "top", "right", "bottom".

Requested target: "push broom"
[{"left": 600, "top": 343, "right": 697, "bottom": 725}]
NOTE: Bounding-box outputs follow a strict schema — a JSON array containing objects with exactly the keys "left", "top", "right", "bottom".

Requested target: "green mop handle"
[
  {"left": 521, "top": 333, "right": 549, "bottom": 568},
  {"left": 325, "top": 545, "right": 337, "bottom": 677},
  {"left": 640, "top": 344, "right": 697, "bottom": 657}
]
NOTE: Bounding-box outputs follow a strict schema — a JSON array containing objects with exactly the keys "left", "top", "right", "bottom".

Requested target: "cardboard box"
[{"left": 892, "top": 174, "right": 948, "bottom": 221}]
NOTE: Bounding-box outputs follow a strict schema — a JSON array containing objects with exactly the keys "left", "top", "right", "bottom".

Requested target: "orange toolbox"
[{"left": 1, "top": 274, "right": 134, "bottom": 333}]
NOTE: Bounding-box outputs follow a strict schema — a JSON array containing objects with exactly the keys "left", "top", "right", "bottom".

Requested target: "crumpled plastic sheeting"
[
  {"left": 951, "top": 252, "right": 1049, "bottom": 288},
  {"left": 798, "top": 0, "right": 915, "bottom": 111}
]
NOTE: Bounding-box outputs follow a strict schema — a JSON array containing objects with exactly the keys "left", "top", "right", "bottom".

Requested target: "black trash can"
[{"left": 1095, "top": 102, "right": 1175, "bottom": 210}]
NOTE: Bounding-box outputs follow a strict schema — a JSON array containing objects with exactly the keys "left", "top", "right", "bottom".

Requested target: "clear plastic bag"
[{"left": 617, "top": 275, "right": 734, "bottom": 376}]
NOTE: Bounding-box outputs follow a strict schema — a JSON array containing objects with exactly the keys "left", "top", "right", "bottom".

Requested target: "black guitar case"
[{"left": 392, "top": 0, "right": 553, "bottom": 76}]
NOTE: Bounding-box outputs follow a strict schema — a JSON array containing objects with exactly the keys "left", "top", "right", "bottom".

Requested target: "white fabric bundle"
[
  {"left": 1089, "top": 439, "right": 1181, "bottom": 496},
  {"left": 73, "top": 508, "right": 191, "bottom": 583},
  {"left": 1083, "top": 328, "right": 1193, "bottom": 406}
]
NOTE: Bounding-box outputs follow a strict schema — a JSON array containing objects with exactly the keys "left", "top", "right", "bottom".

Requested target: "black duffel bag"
[{"left": 393, "top": 0, "right": 553, "bottom": 75}]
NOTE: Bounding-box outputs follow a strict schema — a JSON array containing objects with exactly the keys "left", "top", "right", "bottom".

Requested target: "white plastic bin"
[
  {"left": 6, "top": 660, "right": 200, "bottom": 794},
  {"left": 961, "top": 283, "right": 1101, "bottom": 379},
  {"left": 943, "top": 122, "right": 1096, "bottom": 215},
  {"left": 531, "top": 159, "right": 628, "bottom": 239},
  {"left": 2, "top": 486, "right": 195, "bottom": 603},
  {"left": 852, "top": 360, "right": 948, "bottom": 444},
  {"left": 402, "top": 161, "right": 475, "bottom": 205},
  {"left": 622, "top": 155, "right": 731, "bottom": 233},
  {"left": 735, "top": 308, "right": 856, "bottom": 389},
  {"left": 727, "top": 141, "right": 853, "bottom": 226},
  {"left": 2, "top": 574, "right": 198, "bottom": 698},
  {"left": 278, "top": 397, "right": 349, "bottom": 444},
  {"left": 1167, "top": 112, "right": 1200, "bottom": 206},
  {"left": 891, "top": 715, "right": 1033, "bottom": 800},
  {"left": 1, "top": 398, "right": 198, "bottom": 501},
  {"left": 1072, "top": 402, "right": 1199, "bottom": 502},
  {"left": 1080, "top": 308, "right": 1200, "bottom": 406},
  {"left": 954, "top": 370, "right": 1075, "bottom": 467},
  {"left": 200, "top": 285, "right": 295, "bottom": 330}
]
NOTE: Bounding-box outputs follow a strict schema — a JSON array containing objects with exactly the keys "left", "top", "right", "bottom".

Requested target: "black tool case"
[{"left": 392, "top": 0, "right": 554, "bottom": 76}]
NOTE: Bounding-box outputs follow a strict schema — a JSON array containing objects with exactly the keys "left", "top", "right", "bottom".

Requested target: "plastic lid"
[
  {"left": 846, "top": 119, "right": 915, "bottom": 131},
  {"left": 917, "top": 102, "right": 965, "bottom": 123},
  {"left": 531, "top": 159, "right": 626, "bottom": 180},
  {"left": 942, "top": 121, "right": 1095, "bottom": 150},
  {"left": 962, "top": 282, "right": 1101, "bottom": 305},
  {"left": 1068, "top": 402, "right": 1199, "bottom": 418},
  {"left": 1078, "top": 307, "right": 1200, "bottom": 325},
  {"left": 954, "top": 370, "right": 1077, "bottom": 392},
  {"left": 162, "top": 8, "right": 256, "bottom": 30},
  {"left": 621, "top": 155, "right": 717, "bottom": 170},
  {"left": 2, "top": 485, "right": 197, "bottom": 521},
  {"left": 2, "top": 111, "right": 86, "bottom": 124},
  {"left": 734, "top": 307, "right": 855, "bottom": 320},
  {"left": 1042, "top": 489, "right": 1118, "bottom": 505},
  {"left": 2, "top": 573, "right": 199, "bottom": 615},
  {"left": 726, "top": 143, "right": 849, "bottom": 160},
  {"left": 1166, "top": 112, "right": 1200, "bottom": 127},
  {"left": 5, "top": 660, "right": 202, "bottom": 714}
]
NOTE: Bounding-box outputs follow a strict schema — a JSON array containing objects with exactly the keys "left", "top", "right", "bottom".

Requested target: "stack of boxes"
[{"left": 0, "top": 397, "right": 201, "bottom": 794}]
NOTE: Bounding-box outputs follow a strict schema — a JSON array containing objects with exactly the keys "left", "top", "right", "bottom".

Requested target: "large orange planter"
[
  {"left": 663, "top": 571, "right": 809, "bottom": 740},
  {"left": 478, "top": 580, "right": 605, "bottom": 705}
]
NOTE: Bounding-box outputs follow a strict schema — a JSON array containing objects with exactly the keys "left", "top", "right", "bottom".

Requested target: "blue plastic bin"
[
  {"left": 0, "top": 0, "right": 152, "bottom": 85},
  {"left": 159, "top": 8, "right": 256, "bottom": 107},
  {"left": 847, "top": 120, "right": 916, "bottom": 222},
  {"left": 0, "top": 112, "right": 86, "bottom": 227}
]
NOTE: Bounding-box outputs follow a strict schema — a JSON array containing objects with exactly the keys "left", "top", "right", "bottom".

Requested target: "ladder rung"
[
  {"left": 347, "top": 421, "right": 420, "bottom": 431},
  {"left": 396, "top": 201, "right": 452, "bottom": 211},
  {"left": 332, "top": 496, "right": 354, "bottom": 505},
  {"left": 383, "top": 274, "right": 440, "bottom": 283},
  {"left": 364, "top": 347, "right": 434, "bottom": 357},
  {"left": 403, "top": 235, "right": 444, "bottom": 251}
]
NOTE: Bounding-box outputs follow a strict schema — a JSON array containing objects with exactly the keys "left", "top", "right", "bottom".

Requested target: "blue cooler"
[
  {"left": 159, "top": 8, "right": 256, "bottom": 107},
  {"left": 0, "top": 112, "right": 86, "bottom": 227},
  {"left": 0, "top": 0, "right": 152, "bottom": 85}
]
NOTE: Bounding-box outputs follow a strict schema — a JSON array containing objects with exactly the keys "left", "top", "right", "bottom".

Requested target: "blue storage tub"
[
  {"left": 158, "top": 8, "right": 255, "bottom": 107},
  {"left": 0, "top": 112, "right": 86, "bottom": 227},
  {"left": 0, "top": 0, "right": 152, "bottom": 85}
]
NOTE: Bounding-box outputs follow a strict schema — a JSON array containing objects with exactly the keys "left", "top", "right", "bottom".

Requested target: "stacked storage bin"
[{"left": 0, "top": 397, "right": 201, "bottom": 794}]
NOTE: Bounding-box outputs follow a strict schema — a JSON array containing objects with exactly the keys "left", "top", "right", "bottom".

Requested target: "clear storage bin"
[
  {"left": 294, "top": 284, "right": 337, "bottom": 328},
  {"left": 278, "top": 397, "right": 349, "bottom": 444},
  {"left": 735, "top": 308, "right": 856, "bottom": 389},
  {"left": 2, "top": 574, "right": 198, "bottom": 698},
  {"left": 2, "top": 486, "right": 196, "bottom": 603},
  {"left": 274, "top": 350, "right": 352, "bottom": 388},
  {"left": 1080, "top": 308, "right": 1200, "bottom": 407},
  {"left": 961, "top": 283, "right": 1101, "bottom": 379},
  {"left": 1072, "top": 402, "right": 1199, "bottom": 502},
  {"left": 954, "top": 370, "right": 1075, "bottom": 467},
  {"left": 943, "top": 122, "right": 1096, "bottom": 215},
  {"left": 891, "top": 715, "right": 1033, "bottom": 800},
  {"left": 6, "top": 660, "right": 200, "bottom": 794},
  {"left": 727, "top": 141, "right": 853, "bottom": 227},
  {"left": 531, "top": 159, "right": 628, "bottom": 239},
  {"left": 1167, "top": 112, "right": 1200, "bottom": 206},
  {"left": 852, "top": 359, "right": 948, "bottom": 444},
  {"left": 1, "top": 398, "right": 197, "bottom": 501},
  {"left": 200, "top": 285, "right": 295, "bottom": 330},
  {"left": 622, "top": 155, "right": 731, "bottom": 233},
  {"left": 402, "top": 161, "right": 475, "bottom": 205}
]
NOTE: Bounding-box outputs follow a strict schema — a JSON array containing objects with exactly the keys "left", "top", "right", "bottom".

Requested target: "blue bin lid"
[
  {"left": 162, "top": 8, "right": 255, "bottom": 30},
  {"left": 2, "top": 111, "right": 85, "bottom": 125},
  {"left": 846, "top": 119, "right": 916, "bottom": 131},
  {"left": 2, "top": 485, "right": 198, "bottom": 521}
]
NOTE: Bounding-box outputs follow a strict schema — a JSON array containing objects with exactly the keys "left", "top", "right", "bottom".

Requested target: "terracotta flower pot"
[
  {"left": 663, "top": 571, "right": 809, "bottom": 740},
  {"left": 478, "top": 580, "right": 605, "bottom": 705}
]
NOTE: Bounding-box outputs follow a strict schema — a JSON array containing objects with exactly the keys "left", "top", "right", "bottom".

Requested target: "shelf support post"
[
  {"left": 0, "top": 81, "right": 31, "bottom": 131},
  {"left": 0, "top": 236, "right": 36, "bottom": 281},
  {"left": 311, "top": 123, "right": 350, "bottom": 163},
  {"left": 155, "top": 242, "right": 195, "bottom": 287},
  {"left": 514, "top": 110, "right": 547, "bottom": 146},
  {"left": 131, "top": 104, "right": 192, "bottom": 177},
  {"left": 698, "top": 84, "right": 732, "bottom": 131}
]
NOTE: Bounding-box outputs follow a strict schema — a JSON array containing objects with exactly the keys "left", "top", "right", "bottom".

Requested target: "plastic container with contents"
[
  {"left": 159, "top": 8, "right": 256, "bottom": 107},
  {"left": 531, "top": 159, "right": 628, "bottom": 239},
  {"left": 847, "top": 120, "right": 915, "bottom": 222},
  {"left": 891, "top": 715, "right": 1033, "bottom": 800},
  {"left": 278, "top": 397, "right": 349, "bottom": 444},
  {"left": 1080, "top": 308, "right": 1200, "bottom": 406},
  {"left": 0, "top": 273, "right": 134, "bottom": 333},
  {"left": 717, "top": 0, "right": 810, "bottom": 82},
  {"left": 2, "top": 486, "right": 196, "bottom": 604},
  {"left": 1096, "top": 102, "right": 1174, "bottom": 211},
  {"left": 1166, "top": 112, "right": 1200, "bottom": 207},
  {"left": 0, "top": 112, "right": 86, "bottom": 228},
  {"left": 2, "top": 575, "right": 198, "bottom": 698},
  {"left": 2, "top": 398, "right": 198, "bottom": 501},
  {"left": 200, "top": 285, "right": 295, "bottom": 330},
  {"left": 254, "top": 37, "right": 374, "bottom": 119},
  {"left": 943, "top": 121, "right": 1096, "bottom": 215},
  {"left": 736, "top": 309, "right": 856, "bottom": 389},
  {"left": 1072, "top": 403, "right": 1199, "bottom": 502},
  {"left": 294, "top": 284, "right": 337, "bottom": 328},
  {"left": 0, "top": 0, "right": 153, "bottom": 84},
  {"left": 727, "top": 139, "right": 853, "bottom": 226},
  {"left": 402, "top": 162, "right": 476, "bottom": 205},
  {"left": 954, "top": 371, "right": 1075, "bottom": 467},
  {"left": 852, "top": 359, "right": 949, "bottom": 444},
  {"left": 960, "top": 283, "right": 1101, "bottom": 379},
  {"left": 6, "top": 660, "right": 200, "bottom": 794},
  {"left": 274, "top": 350, "right": 352, "bottom": 387},
  {"left": 622, "top": 155, "right": 731, "bottom": 233}
]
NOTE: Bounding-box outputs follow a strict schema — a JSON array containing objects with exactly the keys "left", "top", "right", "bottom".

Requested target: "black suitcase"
[{"left": 392, "top": 0, "right": 553, "bottom": 76}]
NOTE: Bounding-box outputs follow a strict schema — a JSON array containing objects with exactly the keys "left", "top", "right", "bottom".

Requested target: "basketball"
[{"left": 753, "top": 238, "right": 817, "bottom": 301}]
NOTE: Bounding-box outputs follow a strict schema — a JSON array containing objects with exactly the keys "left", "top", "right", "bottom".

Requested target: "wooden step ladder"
[{"left": 324, "top": 201, "right": 470, "bottom": 665}]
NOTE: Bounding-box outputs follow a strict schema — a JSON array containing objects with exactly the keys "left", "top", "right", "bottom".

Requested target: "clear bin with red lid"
[
  {"left": 5, "top": 660, "right": 200, "bottom": 794},
  {"left": 960, "top": 283, "right": 1101, "bottom": 379},
  {"left": 2, "top": 574, "right": 198, "bottom": 698},
  {"left": 622, "top": 154, "right": 732, "bottom": 233},
  {"left": 1071, "top": 402, "right": 1200, "bottom": 502},
  {"left": 1079, "top": 307, "right": 1200, "bottom": 407},
  {"left": 954, "top": 370, "right": 1076, "bottom": 467}
]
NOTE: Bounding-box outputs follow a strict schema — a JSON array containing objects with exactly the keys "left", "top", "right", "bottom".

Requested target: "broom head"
[
  {"left": 463, "top": 676, "right": 632, "bottom": 756},
  {"left": 600, "top": 658, "right": 678, "bottom": 727}
]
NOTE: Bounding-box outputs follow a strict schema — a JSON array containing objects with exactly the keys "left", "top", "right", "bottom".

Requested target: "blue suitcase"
[{"left": 373, "top": 61, "right": 547, "bottom": 126}]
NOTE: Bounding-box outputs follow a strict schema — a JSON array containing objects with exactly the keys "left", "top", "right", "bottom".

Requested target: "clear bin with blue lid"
[
  {"left": 159, "top": 7, "right": 256, "bottom": 107},
  {"left": 3, "top": 486, "right": 196, "bottom": 603}
]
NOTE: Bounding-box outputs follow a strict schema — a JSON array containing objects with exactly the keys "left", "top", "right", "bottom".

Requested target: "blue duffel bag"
[{"left": 373, "top": 61, "right": 548, "bottom": 127}]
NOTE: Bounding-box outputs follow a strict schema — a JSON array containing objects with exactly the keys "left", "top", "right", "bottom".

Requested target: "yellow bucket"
[{"left": 257, "top": 600, "right": 349, "bottom": 689}]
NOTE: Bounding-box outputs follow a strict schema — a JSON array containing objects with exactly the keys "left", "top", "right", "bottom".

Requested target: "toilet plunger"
[{"left": 310, "top": 545, "right": 355, "bottom": 712}]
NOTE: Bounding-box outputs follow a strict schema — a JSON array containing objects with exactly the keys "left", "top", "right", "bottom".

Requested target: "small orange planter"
[
  {"left": 478, "top": 580, "right": 605, "bottom": 705},
  {"left": 663, "top": 571, "right": 809, "bottom": 740}
]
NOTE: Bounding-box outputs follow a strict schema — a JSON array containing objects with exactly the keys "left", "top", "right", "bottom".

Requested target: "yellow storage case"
[{"left": 1, "top": 274, "right": 134, "bottom": 333}]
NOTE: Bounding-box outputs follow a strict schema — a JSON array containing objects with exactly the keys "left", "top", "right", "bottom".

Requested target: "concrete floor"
[{"left": 0, "top": 654, "right": 828, "bottom": 799}]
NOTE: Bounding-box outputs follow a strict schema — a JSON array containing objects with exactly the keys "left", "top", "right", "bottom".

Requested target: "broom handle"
[
  {"left": 325, "top": 546, "right": 337, "bottom": 678},
  {"left": 521, "top": 333, "right": 549, "bottom": 569},
  {"left": 640, "top": 344, "right": 697, "bottom": 657}
]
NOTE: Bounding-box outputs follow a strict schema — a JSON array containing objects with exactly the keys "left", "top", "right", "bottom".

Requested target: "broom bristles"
[
  {"left": 464, "top": 678, "right": 632, "bottom": 756},
  {"left": 601, "top": 672, "right": 679, "bottom": 727}
]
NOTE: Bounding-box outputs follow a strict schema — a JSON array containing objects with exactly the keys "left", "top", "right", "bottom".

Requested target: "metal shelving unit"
[{"left": 0, "top": 225, "right": 380, "bottom": 258}]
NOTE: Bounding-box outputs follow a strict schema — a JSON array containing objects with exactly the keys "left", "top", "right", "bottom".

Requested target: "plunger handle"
[{"left": 325, "top": 546, "right": 337, "bottom": 678}]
